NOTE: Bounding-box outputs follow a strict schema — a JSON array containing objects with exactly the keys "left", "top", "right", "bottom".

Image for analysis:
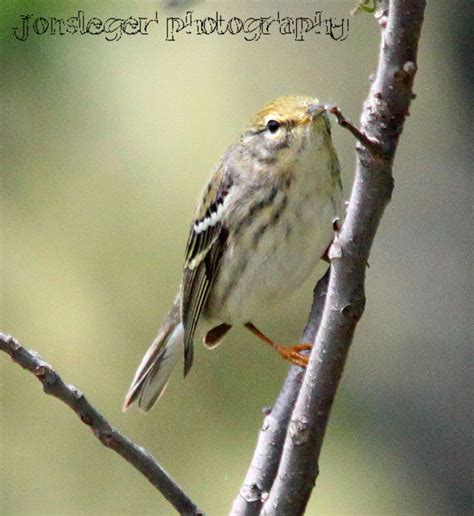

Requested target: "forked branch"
[{"left": 232, "top": 0, "right": 426, "bottom": 514}]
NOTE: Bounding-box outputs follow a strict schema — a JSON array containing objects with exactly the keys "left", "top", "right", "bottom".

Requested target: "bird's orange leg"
[{"left": 244, "top": 323, "right": 311, "bottom": 367}]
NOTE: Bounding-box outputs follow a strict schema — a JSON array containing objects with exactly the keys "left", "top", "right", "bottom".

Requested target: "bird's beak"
[{"left": 307, "top": 103, "right": 326, "bottom": 122}]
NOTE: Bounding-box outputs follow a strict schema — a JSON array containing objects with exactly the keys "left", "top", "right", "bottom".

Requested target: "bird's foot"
[
  {"left": 244, "top": 322, "right": 311, "bottom": 368},
  {"left": 274, "top": 343, "right": 311, "bottom": 367}
]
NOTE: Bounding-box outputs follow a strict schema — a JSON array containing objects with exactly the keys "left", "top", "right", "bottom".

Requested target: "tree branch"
[
  {"left": 230, "top": 269, "right": 330, "bottom": 515},
  {"left": 261, "top": 1, "right": 426, "bottom": 514},
  {"left": 0, "top": 333, "right": 203, "bottom": 516}
]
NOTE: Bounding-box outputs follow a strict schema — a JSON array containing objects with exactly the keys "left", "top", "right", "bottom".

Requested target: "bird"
[{"left": 123, "top": 95, "right": 343, "bottom": 412}]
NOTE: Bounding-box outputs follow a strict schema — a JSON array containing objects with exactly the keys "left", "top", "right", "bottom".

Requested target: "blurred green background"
[{"left": 1, "top": 1, "right": 471, "bottom": 514}]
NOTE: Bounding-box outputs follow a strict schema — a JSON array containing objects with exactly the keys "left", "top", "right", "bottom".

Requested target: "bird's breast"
[{"left": 205, "top": 153, "right": 341, "bottom": 325}]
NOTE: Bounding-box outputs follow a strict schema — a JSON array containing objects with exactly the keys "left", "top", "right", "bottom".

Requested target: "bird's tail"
[{"left": 123, "top": 296, "right": 183, "bottom": 413}]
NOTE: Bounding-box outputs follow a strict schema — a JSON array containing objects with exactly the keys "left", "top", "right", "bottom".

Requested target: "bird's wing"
[{"left": 181, "top": 161, "right": 232, "bottom": 376}]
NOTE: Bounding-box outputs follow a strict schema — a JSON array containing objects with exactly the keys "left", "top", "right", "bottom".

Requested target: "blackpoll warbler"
[{"left": 123, "top": 95, "right": 342, "bottom": 412}]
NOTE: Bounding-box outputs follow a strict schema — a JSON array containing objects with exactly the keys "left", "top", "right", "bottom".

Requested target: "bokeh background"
[{"left": 1, "top": 1, "right": 471, "bottom": 514}]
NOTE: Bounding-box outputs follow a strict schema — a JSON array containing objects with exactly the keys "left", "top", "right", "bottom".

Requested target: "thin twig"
[
  {"left": 261, "top": 0, "right": 426, "bottom": 514},
  {"left": 230, "top": 269, "right": 330, "bottom": 515},
  {"left": 327, "top": 104, "right": 383, "bottom": 154},
  {"left": 0, "top": 333, "right": 203, "bottom": 516}
]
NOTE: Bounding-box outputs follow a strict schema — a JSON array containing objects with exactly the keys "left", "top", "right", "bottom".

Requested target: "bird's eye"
[{"left": 266, "top": 120, "right": 281, "bottom": 133}]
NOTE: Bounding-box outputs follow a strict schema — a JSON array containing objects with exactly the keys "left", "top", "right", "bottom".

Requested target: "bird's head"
[{"left": 242, "top": 95, "right": 329, "bottom": 170}]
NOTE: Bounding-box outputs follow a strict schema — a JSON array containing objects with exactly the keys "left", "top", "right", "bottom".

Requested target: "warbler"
[{"left": 123, "top": 95, "right": 343, "bottom": 412}]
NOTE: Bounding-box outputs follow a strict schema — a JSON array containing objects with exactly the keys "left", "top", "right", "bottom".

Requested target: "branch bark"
[
  {"left": 261, "top": 1, "right": 426, "bottom": 513},
  {"left": 230, "top": 270, "right": 330, "bottom": 515},
  {"left": 0, "top": 333, "right": 203, "bottom": 516},
  {"left": 232, "top": 1, "right": 426, "bottom": 514}
]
